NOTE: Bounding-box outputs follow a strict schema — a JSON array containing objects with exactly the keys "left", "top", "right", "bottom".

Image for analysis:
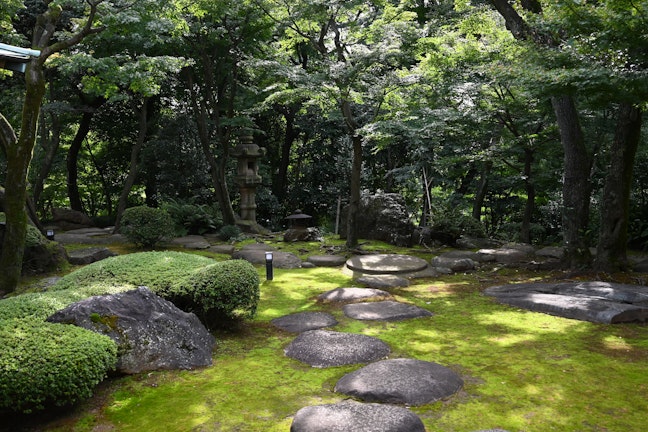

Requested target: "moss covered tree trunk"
[{"left": 0, "top": 61, "right": 46, "bottom": 293}]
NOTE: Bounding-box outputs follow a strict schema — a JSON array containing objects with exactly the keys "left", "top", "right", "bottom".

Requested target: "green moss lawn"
[{"left": 6, "top": 241, "right": 648, "bottom": 432}]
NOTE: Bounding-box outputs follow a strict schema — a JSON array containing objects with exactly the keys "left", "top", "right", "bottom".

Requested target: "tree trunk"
[
  {"left": 67, "top": 111, "right": 94, "bottom": 212},
  {"left": 33, "top": 111, "right": 61, "bottom": 207},
  {"left": 346, "top": 133, "right": 363, "bottom": 248},
  {"left": 114, "top": 98, "right": 150, "bottom": 232},
  {"left": 520, "top": 148, "right": 535, "bottom": 244},
  {"left": 0, "top": 61, "right": 47, "bottom": 293},
  {"left": 274, "top": 107, "right": 298, "bottom": 203},
  {"left": 551, "top": 95, "right": 593, "bottom": 267},
  {"left": 472, "top": 161, "right": 492, "bottom": 221},
  {"left": 595, "top": 103, "right": 642, "bottom": 271}
]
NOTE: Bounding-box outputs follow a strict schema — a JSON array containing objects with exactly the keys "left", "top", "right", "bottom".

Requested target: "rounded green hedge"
[
  {"left": 0, "top": 318, "right": 117, "bottom": 414},
  {"left": 120, "top": 206, "right": 175, "bottom": 247},
  {"left": 172, "top": 259, "right": 260, "bottom": 325}
]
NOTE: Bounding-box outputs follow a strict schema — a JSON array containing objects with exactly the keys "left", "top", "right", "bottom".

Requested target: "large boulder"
[
  {"left": 339, "top": 192, "right": 415, "bottom": 247},
  {"left": 47, "top": 287, "right": 216, "bottom": 374},
  {"left": 51, "top": 208, "right": 94, "bottom": 231}
]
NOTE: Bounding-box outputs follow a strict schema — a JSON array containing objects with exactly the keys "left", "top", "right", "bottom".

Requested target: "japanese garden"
[{"left": 1, "top": 1, "right": 647, "bottom": 431}]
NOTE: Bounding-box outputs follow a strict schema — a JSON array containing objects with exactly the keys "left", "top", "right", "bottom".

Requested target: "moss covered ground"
[{"left": 6, "top": 239, "right": 648, "bottom": 432}]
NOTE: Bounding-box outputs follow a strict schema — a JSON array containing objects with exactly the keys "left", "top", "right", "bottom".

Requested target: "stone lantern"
[{"left": 232, "top": 133, "right": 266, "bottom": 228}]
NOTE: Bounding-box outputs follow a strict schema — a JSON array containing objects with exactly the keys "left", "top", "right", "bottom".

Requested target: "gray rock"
[
  {"left": 307, "top": 255, "right": 347, "bottom": 267},
  {"left": 284, "top": 330, "right": 390, "bottom": 368},
  {"left": 208, "top": 244, "right": 236, "bottom": 255},
  {"left": 47, "top": 287, "right": 215, "bottom": 374},
  {"left": 485, "top": 281, "right": 648, "bottom": 323},
  {"left": 346, "top": 254, "right": 428, "bottom": 275},
  {"left": 67, "top": 247, "right": 117, "bottom": 265},
  {"left": 170, "top": 235, "right": 211, "bottom": 249},
  {"left": 335, "top": 358, "right": 463, "bottom": 406},
  {"left": 478, "top": 248, "right": 530, "bottom": 264},
  {"left": 634, "top": 258, "right": 648, "bottom": 273},
  {"left": 52, "top": 208, "right": 93, "bottom": 231},
  {"left": 343, "top": 301, "right": 433, "bottom": 321},
  {"left": 291, "top": 400, "right": 425, "bottom": 432},
  {"left": 271, "top": 311, "right": 338, "bottom": 333},
  {"left": 284, "top": 227, "right": 323, "bottom": 242},
  {"left": 338, "top": 192, "right": 415, "bottom": 247},
  {"left": 535, "top": 246, "right": 565, "bottom": 259},
  {"left": 318, "top": 287, "right": 392, "bottom": 303},
  {"left": 431, "top": 256, "right": 476, "bottom": 272},
  {"left": 356, "top": 274, "right": 410, "bottom": 289}
]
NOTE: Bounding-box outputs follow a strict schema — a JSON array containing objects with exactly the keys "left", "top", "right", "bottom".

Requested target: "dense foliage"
[
  {"left": 119, "top": 206, "right": 176, "bottom": 248},
  {"left": 0, "top": 318, "right": 117, "bottom": 414}
]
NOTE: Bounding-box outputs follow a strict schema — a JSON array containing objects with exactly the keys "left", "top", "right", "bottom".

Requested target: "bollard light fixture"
[
  {"left": 265, "top": 251, "right": 274, "bottom": 281},
  {"left": 45, "top": 229, "right": 55, "bottom": 240}
]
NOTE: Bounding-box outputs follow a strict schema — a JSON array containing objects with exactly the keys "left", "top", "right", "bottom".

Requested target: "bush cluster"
[
  {"left": 0, "top": 318, "right": 117, "bottom": 414},
  {"left": 119, "top": 206, "right": 175, "bottom": 247},
  {"left": 172, "top": 260, "right": 260, "bottom": 326},
  {"left": 161, "top": 198, "right": 222, "bottom": 236}
]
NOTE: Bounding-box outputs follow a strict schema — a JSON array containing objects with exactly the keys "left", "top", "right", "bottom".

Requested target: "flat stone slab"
[
  {"left": 317, "top": 287, "right": 392, "bottom": 303},
  {"left": 306, "top": 255, "right": 347, "bottom": 267},
  {"left": 346, "top": 254, "right": 428, "bottom": 274},
  {"left": 485, "top": 281, "right": 648, "bottom": 323},
  {"left": 67, "top": 247, "right": 117, "bottom": 265},
  {"left": 356, "top": 274, "right": 410, "bottom": 289},
  {"left": 291, "top": 400, "right": 425, "bottom": 432},
  {"left": 343, "top": 301, "right": 433, "bottom": 321},
  {"left": 335, "top": 358, "right": 463, "bottom": 406},
  {"left": 284, "top": 330, "right": 390, "bottom": 368},
  {"left": 271, "top": 311, "right": 338, "bottom": 333},
  {"left": 170, "top": 235, "right": 211, "bottom": 249}
]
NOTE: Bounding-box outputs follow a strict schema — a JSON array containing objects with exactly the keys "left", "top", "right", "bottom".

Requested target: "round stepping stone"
[
  {"left": 335, "top": 358, "right": 463, "bottom": 406},
  {"left": 291, "top": 400, "right": 425, "bottom": 432},
  {"left": 343, "top": 301, "right": 433, "bottom": 321},
  {"left": 356, "top": 274, "right": 410, "bottom": 289},
  {"left": 271, "top": 311, "right": 338, "bottom": 333},
  {"left": 284, "top": 330, "right": 390, "bottom": 368},
  {"left": 306, "top": 255, "right": 347, "bottom": 267},
  {"left": 346, "top": 254, "right": 428, "bottom": 274},
  {"left": 317, "top": 287, "right": 392, "bottom": 303}
]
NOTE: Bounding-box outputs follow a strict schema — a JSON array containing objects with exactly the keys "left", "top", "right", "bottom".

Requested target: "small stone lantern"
[
  {"left": 232, "top": 134, "right": 266, "bottom": 225},
  {"left": 284, "top": 210, "right": 322, "bottom": 242}
]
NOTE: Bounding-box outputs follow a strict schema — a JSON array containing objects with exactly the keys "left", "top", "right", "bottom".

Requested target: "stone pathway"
[{"left": 270, "top": 285, "right": 465, "bottom": 431}]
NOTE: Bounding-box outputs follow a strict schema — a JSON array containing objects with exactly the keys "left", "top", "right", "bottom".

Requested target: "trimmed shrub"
[
  {"left": 52, "top": 251, "right": 215, "bottom": 294},
  {"left": 171, "top": 260, "right": 260, "bottom": 326},
  {"left": 218, "top": 224, "right": 242, "bottom": 242},
  {"left": 0, "top": 318, "right": 117, "bottom": 414},
  {"left": 120, "top": 206, "right": 175, "bottom": 248}
]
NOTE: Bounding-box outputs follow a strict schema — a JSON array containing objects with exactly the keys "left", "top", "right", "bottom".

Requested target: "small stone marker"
[
  {"left": 343, "top": 300, "right": 433, "bottom": 321},
  {"left": 334, "top": 358, "right": 463, "bottom": 406},
  {"left": 271, "top": 311, "right": 338, "bottom": 333},
  {"left": 284, "top": 329, "right": 390, "bottom": 368},
  {"left": 356, "top": 274, "right": 410, "bottom": 289},
  {"left": 306, "top": 255, "right": 347, "bottom": 267},
  {"left": 291, "top": 400, "right": 425, "bottom": 432}
]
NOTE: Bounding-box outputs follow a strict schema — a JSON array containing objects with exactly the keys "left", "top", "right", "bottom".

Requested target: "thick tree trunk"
[
  {"left": 274, "top": 108, "right": 298, "bottom": 203},
  {"left": 595, "top": 103, "right": 642, "bottom": 271},
  {"left": 0, "top": 61, "right": 46, "bottom": 293},
  {"left": 33, "top": 111, "right": 61, "bottom": 207},
  {"left": 551, "top": 95, "right": 593, "bottom": 267},
  {"left": 67, "top": 111, "right": 94, "bottom": 212},
  {"left": 472, "top": 161, "right": 492, "bottom": 221}
]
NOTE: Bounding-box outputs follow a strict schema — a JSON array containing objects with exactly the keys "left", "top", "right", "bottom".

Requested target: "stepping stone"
[
  {"left": 284, "top": 330, "right": 390, "bottom": 368},
  {"left": 271, "top": 311, "right": 338, "bottom": 333},
  {"left": 485, "top": 281, "right": 648, "bottom": 323},
  {"left": 356, "top": 274, "right": 410, "bottom": 289},
  {"left": 170, "top": 235, "right": 210, "bottom": 249},
  {"left": 291, "top": 400, "right": 425, "bottom": 432},
  {"left": 334, "top": 358, "right": 463, "bottom": 406},
  {"left": 67, "top": 247, "right": 117, "bottom": 265},
  {"left": 317, "top": 287, "right": 392, "bottom": 303},
  {"left": 343, "top": 301, "right": 433, "bottom": 321},
  {"left": 346, "top": 254, "right": 428, "bottom": 274},
  {"left": 306, "top": 255, "right": 347, "bottom": 267}
]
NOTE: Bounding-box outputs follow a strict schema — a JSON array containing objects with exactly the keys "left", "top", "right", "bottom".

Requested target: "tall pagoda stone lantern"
[{"left": 232, "top": 133, "right": 266, "bottom": 230}]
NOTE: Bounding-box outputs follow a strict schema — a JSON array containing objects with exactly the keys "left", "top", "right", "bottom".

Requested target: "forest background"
[{"left": 1, "top": 0, "right": 648, "bottom": 293}]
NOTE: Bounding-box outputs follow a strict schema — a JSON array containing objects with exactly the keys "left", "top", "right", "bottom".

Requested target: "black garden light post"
[{"left": 265, "top": 251, "right": 273, "bottom": 281}]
